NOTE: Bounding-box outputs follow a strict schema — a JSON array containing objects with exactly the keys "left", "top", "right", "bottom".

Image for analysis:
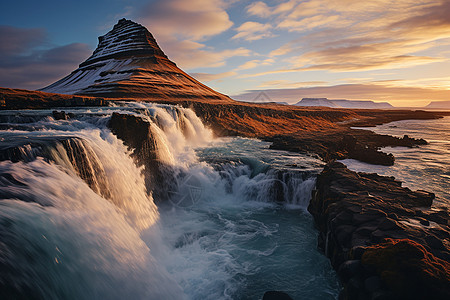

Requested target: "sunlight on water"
[{"left": 341, "top": 116, "right": 450, "bottom": 206}]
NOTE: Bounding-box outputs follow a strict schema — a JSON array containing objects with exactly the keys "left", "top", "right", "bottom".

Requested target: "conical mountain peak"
[
  {"left": 80, "top": 19, "right": 169, "bottom": 68},
  {"left": 41, "top": 19, "right": 231, "bottom": 101}
]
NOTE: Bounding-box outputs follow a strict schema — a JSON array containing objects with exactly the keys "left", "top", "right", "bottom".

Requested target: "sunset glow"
[
  {"left": 1, "top": 0, "right": 449, "bottom": 106},
  {"left": 1, "top": 3, "right": 450, "bottom": 299}
]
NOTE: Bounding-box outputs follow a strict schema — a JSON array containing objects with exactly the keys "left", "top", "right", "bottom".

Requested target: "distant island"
[
  {"left": 425, "top": 100, "right": 450, "bottom": 109},
  {"left": 295, "top": 98, "right": 393, "bottom": 109}
]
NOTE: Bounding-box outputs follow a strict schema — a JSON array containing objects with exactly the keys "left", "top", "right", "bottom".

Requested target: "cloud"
[
  {"left": 0, "top": 26, "right": 47, "bottom": 56},
  {"left": 0, "top": 26, "right": 91, "bottom": 90},
  {"left": 246, "top": 0, "right": 298, "bottom": 18},
  {"left": 388, "top": 0, "right": 450, "bottom": 42},
  {"left": 232, "top": 21, "right": 274, "bottom": 41},
  {"left": 234, "top": 58, "right": 274, "bottom": 71},
  {"left": 137, "top": 0, "right": 233, "bottom": 41},
  {"left": 277, "top": 15, "right": 342, "bottom": 31},
  {"left": 240, "top": 0, "right": 450, "bottom": 73},
  {"left": 269, "top": 43, "right": 297, "bottom": 57},
  {"left": 246, "top": 1, "right": 271, "bottom": 18},
  {"left": 233, "top": 82, "right": 450, "bottom": 106},
  {"left": 190, "top": 71, "right": 237, "bottom": 82},
  {"left": 160, "top": 36, "right": 252, "bottom": 69},
  {"left": 257, "top": 80, "right": 328, "bottom": 88},
  {"left": 135, "top": 0, "right": 253, "bottom": 70},
  {"left": 288, "top": 40, "right": 443, "bottom": 71}
]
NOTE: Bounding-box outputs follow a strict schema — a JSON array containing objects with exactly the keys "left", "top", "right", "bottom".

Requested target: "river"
[{"left": 0, "top": 103, "right": 340, "bottom": 299}]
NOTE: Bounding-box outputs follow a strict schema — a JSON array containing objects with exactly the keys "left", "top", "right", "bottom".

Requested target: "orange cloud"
[
  {"left": 138, "top": 0, "right": 233, "bottom": 41},
  {"left": 247, "top": 0, "right": 298, "bottom": 18},
  {"left": 190, "top": 71, "right": 237, "bottom": 82},
  {"left": 277, "top": 15, "right": 343, "bottom": 31},
  {"left": 135, "top": 0, "right": 253, "bottom": 70},
  {"left": 243, "top": 0, "right": 450, "bottom": 73},
  {"left": 246, "top": 1, "right": 271, "bottom": 18},
  {"left": 289, "top": 42, "right": 443, "bottom": 71}
]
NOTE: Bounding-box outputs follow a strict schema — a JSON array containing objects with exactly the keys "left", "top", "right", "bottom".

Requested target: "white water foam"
[{"left": 0, "top": 104, "right": 339, "bottom": 299}]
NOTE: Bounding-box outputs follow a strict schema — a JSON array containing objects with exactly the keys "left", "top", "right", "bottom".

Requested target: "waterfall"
[
  {"left": 0, "top": 127, "right": 183, "bottom": 299},
  {"left": 0, "top": 103, "right": 337, "bottom": 300},
  {"left": 111, "top": 102, "right": 320, "bottom": 209}
]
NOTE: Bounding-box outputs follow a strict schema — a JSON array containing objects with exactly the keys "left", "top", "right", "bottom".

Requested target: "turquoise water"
[{"left": 0, "top": 104, "right": 340, "bottom": 299}]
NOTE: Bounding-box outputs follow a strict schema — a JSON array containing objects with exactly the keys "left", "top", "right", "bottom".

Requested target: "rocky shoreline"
[
  {"left": 1, "top": 16, "right": 448, "bottom": 298},
  {"left": 309, "top": 162, "right": 450, "bottom": 299},
  {"left": 179, "top": 100, "right": 440, "bottom": 166},
  {"left": 103, "top": 109, "right": 450, "bottom": 300},
  {"left": 2, "top": 88, "right": 450, "bottom": 298}
]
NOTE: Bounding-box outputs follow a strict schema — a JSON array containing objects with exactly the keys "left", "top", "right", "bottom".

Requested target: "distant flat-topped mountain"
[
  {"left": 41, "top": 19, "right": 231, "bottom": 101},
  {"left": 295, "top": 98, "right": 393, "bottom": 109},
  {"left": 425, "top": 100, "right": 450, "bottom": 109},
  {"left": 294, "top": 98, "right": 341, "bottom": 108},
  {"left": 331, "top": 99, "right": 393, "bottom": 109}
]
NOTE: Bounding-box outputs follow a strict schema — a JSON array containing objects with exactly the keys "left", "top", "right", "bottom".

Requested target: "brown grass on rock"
[{"left": 362, "top": 238, "right": 450, "bottom": 300}]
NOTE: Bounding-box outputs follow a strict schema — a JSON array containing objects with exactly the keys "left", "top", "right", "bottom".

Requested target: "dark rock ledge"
[
  {"left": 267, "top": 131, "right": 427, "bottom": 166},
  {"left": 309, "top": 162, "right": 450, "bottom": 300}
]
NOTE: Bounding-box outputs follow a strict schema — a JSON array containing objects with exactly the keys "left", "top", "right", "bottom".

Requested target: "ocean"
[{"left": 340, "top": 116, "right": 450, "bottom": 207}]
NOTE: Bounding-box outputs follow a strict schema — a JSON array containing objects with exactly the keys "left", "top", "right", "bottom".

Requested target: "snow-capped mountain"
[{"left": 41, "top": 19, "right": 231, "bottom": 101}]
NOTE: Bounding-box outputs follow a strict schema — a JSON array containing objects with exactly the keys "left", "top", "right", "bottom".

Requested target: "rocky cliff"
[
  {"left": 40, "top": 19, "right": 232, "bottom": 102},
  {"left": 309, "top": 162, "right": 450, "bottom": 299}
]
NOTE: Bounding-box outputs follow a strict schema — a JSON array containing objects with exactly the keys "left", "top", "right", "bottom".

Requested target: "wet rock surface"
[
  {"left": 107, "top": 112, "right": 176, "bottom": 201},
  {"left": 1, "top": 85, "right": 447, "bottom": 167},
  {"left": 309, "top": 162, "right": 450, "bottom": 299},
  {"left": 175, "top": 100, "right": 441, "bottom": 166},
  {"left": 52, "top": 110, "right": 75, "bottom": 120},
  {"left": 268, "top": 130, "right": 427, "bottom": 166}
]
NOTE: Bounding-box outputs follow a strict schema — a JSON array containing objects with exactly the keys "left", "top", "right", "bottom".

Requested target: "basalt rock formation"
[
  {"left": 107, "top": 112, "right": 177, "bottom": 201},
  {"left": 309, "top": 162, "right": 450, "bottom": 299},
  {"left": 41, "top": 19, "right": 232, "bottom": 102}
]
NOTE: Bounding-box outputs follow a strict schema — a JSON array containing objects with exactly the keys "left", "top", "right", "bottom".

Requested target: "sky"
[{"left": 1, "top": 0, "right": 450, "bottom": 106}]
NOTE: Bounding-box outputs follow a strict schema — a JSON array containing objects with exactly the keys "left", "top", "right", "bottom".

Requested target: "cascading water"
[{"left": 0, "top": 103, "right": 340, "bottom": 299}]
